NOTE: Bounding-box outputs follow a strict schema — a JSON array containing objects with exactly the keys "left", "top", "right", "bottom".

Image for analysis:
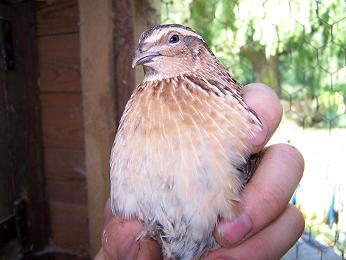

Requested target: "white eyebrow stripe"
[
  {"left": 171, "top": 28, "right": 204, "bottom": 40},
  {"left": 143, "top": 27, "right": 204, "bottom": 44},
  {"left": 145, "top": 30, "right": 164, "bottom": 43}
]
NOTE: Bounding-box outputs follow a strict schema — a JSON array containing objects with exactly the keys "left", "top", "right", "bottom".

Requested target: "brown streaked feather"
[{"left": 111, "top": 24, "right": 262, "bottom": 259}]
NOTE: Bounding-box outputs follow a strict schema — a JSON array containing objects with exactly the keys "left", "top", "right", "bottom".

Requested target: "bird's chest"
[{"left": 111, "top": 81, "right": 251, "bottom": 206}]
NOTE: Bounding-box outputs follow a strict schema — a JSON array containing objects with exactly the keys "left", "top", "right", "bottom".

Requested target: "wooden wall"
[
  {"left": 36, "top": 0, "right": 89, "bottom": 255},
  {"left": 34, "top": 0, "right": 160, "bottom": 256}
]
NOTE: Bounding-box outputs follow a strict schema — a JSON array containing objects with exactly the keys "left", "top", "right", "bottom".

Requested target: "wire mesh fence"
[{"left": 138, "top": 0, "right": 346, "bottom": 258}]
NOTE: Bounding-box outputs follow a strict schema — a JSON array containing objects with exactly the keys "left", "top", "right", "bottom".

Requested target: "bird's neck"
[{"left": 141, "top": 56, "right": 225, "bottom": 83}]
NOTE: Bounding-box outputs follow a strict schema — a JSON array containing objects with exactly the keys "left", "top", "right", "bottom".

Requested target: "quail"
[{"left": 110, "top": 24, "right": 262, "bottom": 259}]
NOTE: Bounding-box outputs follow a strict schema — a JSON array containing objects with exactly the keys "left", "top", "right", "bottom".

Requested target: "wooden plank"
[
  {"left": 44, "top": 148, "right": 85, "bottom": 177},
  {"left": 38, "top": 33, "right": 81, "bottom": 93},
  {"left": 41, "top": 93, "right": 84, "bottom": 149},
  {"left": 44, "top": 148, "right": 87, "bottom": 205},
  {"left": 36, "top": 0, "right": 79, "bottom": 36},
  {"left": 79, "top": 0, "right": 117, "bottom": 256},
  {"left": 48, "top": 201, "right": 89, "bottom": 253},
  {"left": 46, "top": 181, "right": 87, "bottom": 205}
]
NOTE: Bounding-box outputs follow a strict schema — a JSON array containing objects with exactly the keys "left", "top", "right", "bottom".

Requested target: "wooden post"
[
  {"left": 79, "top": 0, "right": 160, "bottom": 256},
  {"left": 79, "top": 0, "right": 116, "bottom": 256}
]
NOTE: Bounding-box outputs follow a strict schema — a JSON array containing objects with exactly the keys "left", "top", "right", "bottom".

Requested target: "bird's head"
[{"left": 132, "top": 24, "right": 217, "bottom": 82}]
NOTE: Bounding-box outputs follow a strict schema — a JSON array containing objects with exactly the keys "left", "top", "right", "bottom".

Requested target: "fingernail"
[
  {"left": 250, "top": 116, "right": 268, "bottom": 147},
  {"left": 218, "top": 213, "right": 253, "bottom": 246}
]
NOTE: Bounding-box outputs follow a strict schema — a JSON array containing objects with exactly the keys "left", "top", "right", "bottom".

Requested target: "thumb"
[{"left": 102, "top": 215, "right": 161, "bottom": 260}]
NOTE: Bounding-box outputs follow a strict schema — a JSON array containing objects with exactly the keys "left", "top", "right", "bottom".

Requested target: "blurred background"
[
  {"left": 0, "top": 0, "right": 345, "bottom": 259},
  {"left": 159, "top": 0, "right": 346, "bottom": 259}
]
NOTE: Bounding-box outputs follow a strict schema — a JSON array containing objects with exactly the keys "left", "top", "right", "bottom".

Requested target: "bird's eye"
[{"left": 169, "top": 34, "right": 180, "bottom": 44}]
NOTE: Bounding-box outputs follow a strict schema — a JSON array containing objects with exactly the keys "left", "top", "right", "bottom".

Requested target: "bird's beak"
[{"left": 132, "top": 50, "right": 161, "bottom": 68}]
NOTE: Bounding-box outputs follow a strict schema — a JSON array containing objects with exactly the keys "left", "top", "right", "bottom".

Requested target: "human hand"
[
  {"left": 95, "top": 198, "right": 161, "bottom": 260},
  {"left": 204, "top": 83, "right": 305, "bottom": 259},
  {"left": 95, "top": 83, "right": 304, "bottom": 260}
]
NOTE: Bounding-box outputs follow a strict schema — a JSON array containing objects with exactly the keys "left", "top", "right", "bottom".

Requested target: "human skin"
[{"left": 95, "top": 83, "right": 305, "bottom": 260}]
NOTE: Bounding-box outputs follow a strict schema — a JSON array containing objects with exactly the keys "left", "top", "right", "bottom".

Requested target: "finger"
[
  {"left": 102, "top": 215, "right": 161, "bottom": 260},
  {"left": 215, "top": 143, "right": 304, "bottom": 247},
  {"left": 102, "top": 216, "right": 142, "bottom": 259},
  {"left": 242, "top": 83, "right": 283, "bottom": 154},
  {"left": 206, "top": 205, "right": 305, "bottom": 259}
]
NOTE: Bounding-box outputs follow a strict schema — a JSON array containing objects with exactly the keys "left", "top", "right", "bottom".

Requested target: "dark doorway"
[{"left": 0, "top": 1, "right": 48, "bottom": 258}]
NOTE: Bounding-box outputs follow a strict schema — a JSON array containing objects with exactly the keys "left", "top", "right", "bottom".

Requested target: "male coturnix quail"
[{"left": 110, "top": 24, "right": 262, "bottom": 259}]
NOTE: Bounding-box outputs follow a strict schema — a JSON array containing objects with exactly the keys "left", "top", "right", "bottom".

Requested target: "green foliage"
[{"left": 161, "top": 0, "right": 346, "bottom": 128}]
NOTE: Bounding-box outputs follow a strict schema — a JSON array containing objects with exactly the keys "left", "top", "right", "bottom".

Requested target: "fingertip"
[
  {"left": 214, "top": 213, "right": 253, "bottom": 248},
  {"left": 102, "top": 216, "right": 144, "bottom": 259},
  {"left": 242, "top": 83, "right": 283, "bottom": 152},
  {"left": 287, "top": 204, "right": 305, "bottom": 237},
  {"left": 243, "top": 83, "right": 279, "bottom": 99},
  {"left": 275, "top": 143, "right": 305, "bottom": 179}
]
